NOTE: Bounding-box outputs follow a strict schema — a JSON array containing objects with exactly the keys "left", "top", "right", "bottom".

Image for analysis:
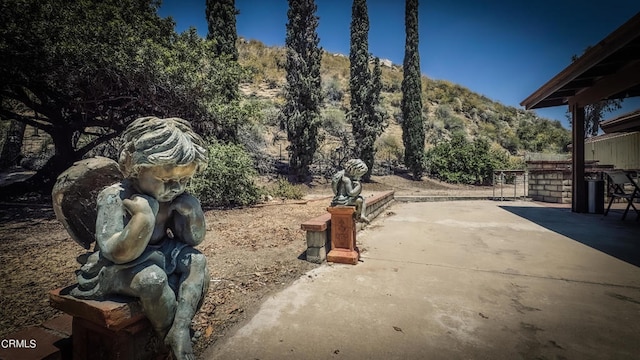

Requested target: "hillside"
[{"left": 236, "top": 38, "right": 570, "bottom": 170}]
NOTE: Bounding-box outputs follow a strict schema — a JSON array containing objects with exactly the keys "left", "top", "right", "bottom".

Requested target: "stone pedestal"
[
  {"left": 301, "top": 213, "right": 331, "bottom": 263},
  {"left": 326, "top": 206, "right": 359, "bottom": 265},
  {"left": 49, "top": 286, "right": 167, "bottom": 360}
]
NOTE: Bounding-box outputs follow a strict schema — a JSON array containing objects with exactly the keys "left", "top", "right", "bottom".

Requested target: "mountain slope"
[{"left": 236, "top": 38, "right": 570, "bottom": 165}]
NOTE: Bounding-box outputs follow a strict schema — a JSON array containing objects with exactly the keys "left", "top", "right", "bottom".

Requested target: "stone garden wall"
[{"left": 526, "top": 161, "right": 572, "bottom": 204}]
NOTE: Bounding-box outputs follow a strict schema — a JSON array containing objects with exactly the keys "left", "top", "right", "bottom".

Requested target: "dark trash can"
[{"left": 586, "top": 179, "right": 604, "bottom": 214}]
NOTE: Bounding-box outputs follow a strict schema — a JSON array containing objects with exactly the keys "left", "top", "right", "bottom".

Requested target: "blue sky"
[{"left": 158, "top": 0, "right": 640, "bottom": 129}]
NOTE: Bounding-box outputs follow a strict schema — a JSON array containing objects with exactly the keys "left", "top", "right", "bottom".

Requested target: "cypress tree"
[
  {"left": 349, "top": 0, "right": 386, "bottom": 181},
  {"left": 282, "top": 0, "right": 323, "bottom": 181},
  {"left": 369, "top": 58, "right": 383, "bottom": 116},
  {"left": 203, "top": 0, "right": 244, "bottom": 142},
  {"left": 205, "top": 0, "right": 238, "bottom": 61},
  {"left": 366, "top": 56, "right": 386, "bottom": 153},
  {"left": 401, "top": 0, "right": 425, "bottom": 180},
  {"left": 361, "top": 56, "right": 387, "bottom": 181}
]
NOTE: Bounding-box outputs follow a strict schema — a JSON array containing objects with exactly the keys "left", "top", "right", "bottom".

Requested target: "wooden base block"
[
  {"left": 49, "top": 287, "right": 145, "bottom": 331},
  {"left": 49, "top": 287, "right": 167, "bottom": 360}
]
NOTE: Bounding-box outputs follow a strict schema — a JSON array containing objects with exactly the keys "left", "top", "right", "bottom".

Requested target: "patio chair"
[{"left": 603, "top": 170, "right": 640, "bottom": 221}]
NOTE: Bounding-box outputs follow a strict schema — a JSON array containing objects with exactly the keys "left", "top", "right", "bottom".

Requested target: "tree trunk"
[
  {"left": 0, "top": 153, "right": 81, "bottom": 200},
  {"left": 0, "top": 127, "right": 78, "bottom": 200},
  {"left": 0, "top": 120, "right": 26, "bottom": 169}
]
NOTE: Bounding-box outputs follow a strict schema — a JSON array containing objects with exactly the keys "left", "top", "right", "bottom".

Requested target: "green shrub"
[
  {"left": 376, "top": 133, "right": 404, "bottom": 162},
  {"left": 322, "top": 107, "right": 347, "bottom": 136},
  {"left": 263, "top": 177, "right": 305, "bottom": 200},
  {"left": 323, "top": 77, "right": 344, "bottom": 104},
  {"left": 189, "top": 142, "right": 261, "bottom": 207},
  {"left": 440, "top": 114, "right": 464, "bottom": 132},
  {"left": 425, "top": 133, "right": 508, "bottom": 185}
]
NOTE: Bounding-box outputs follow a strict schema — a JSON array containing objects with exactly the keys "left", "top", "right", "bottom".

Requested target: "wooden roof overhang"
[
  {"left": 521, "top": 12, "right": 640, "bottom": 110},
  {"left": 520, "top": 12, "right": 640, "bottom": 213},
  {"left": 600, "top": 109, "right": 640, "bottom": 133}
]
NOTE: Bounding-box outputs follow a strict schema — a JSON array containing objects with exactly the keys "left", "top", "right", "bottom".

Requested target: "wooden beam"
[
  {"left": 571, "top": 105, "right": 586, "bottom": 213},
  {"left": 580, "top": 62, "right": 623, "bottom": 78},
  {"left": 570, "top": 60, "right": 640, "bottom": 107},
  {"left": 563, "top": 78, "right": 595, "bottom": 89},
  {"left": 537, "top": 98, "right": 568, "bottom": 108},
  {"left": 547, "top": 89, "right": 577, "bottom": 98}
]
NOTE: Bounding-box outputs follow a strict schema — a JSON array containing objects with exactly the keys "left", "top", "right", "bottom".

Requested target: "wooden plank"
[
  {"left": 49, "top": 287, "right": 145, "bottom": 331},
  {"left": 300, "top": 213, "right": 331, "bottom": 231}
]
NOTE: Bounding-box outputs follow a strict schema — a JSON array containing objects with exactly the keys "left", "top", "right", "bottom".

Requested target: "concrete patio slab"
[{"left": 202, "top": 200, "right": 640, "bottom": 360}]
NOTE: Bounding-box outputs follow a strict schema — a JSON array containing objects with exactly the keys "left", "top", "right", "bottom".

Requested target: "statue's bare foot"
[{"left": 165, "top": 324, "right": 195, "bottom": 360}]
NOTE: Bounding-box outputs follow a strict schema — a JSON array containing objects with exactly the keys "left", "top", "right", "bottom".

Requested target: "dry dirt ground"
[{"left": 0, "top": 175, "right": 495, "bottom": 357}]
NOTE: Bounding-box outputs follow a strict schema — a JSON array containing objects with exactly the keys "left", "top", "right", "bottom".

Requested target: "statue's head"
[
  {"left": 118, "top": 117, "right": 208, "bottom": 201},
  {"left": 344, "top": 159, "right": 368, "bottom": 180},
  {"left": 118, "top": 117, "right": 208, "bottom": 177}
]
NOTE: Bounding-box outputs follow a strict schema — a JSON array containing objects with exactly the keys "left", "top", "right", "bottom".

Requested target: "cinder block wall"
[{"left": 526, "top": 161, "right": 572, "bottom": 204}]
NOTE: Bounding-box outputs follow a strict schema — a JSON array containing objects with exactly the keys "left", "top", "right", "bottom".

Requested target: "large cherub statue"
[
  {"left": 53, "top": 116, "right": 209, "bottom": 360},
  {"left": 331, "top": 158, "right": 369, "bottom": 223}
]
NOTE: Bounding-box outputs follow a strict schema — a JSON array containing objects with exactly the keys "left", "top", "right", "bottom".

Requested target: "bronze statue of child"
[
  {"left": 71, "top": 117, "right": 209, "bottom": 360},
  {"left": 331, "top": 158, "right": 370, "bottom": 223}
]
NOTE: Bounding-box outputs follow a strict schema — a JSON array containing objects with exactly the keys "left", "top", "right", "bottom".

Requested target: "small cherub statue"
[
  {"left": 63, "top": 117, "right": 209, "bottom": 360},
  {"left": 331, "top": 158, "right": 369, "bottom": 223}
]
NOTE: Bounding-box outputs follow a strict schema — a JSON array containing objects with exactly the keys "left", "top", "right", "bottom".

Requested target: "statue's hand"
[
  {"left": 169, "top": 193, "right": 205, "bottom": 246},
  {"left": 123, "top": 194, "right": 159, "bottom": 217},
  {"left": 97, "top": 193, "right": 158, "bottom": 264},
  {"left": 170, "top": 193, "right": 201, "bottom": 216}
]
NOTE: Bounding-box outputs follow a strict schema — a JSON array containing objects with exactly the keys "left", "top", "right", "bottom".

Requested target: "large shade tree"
[
  {"left": 583, "top": 100, "right": 623, "bottom": 137},
  {"left": 568, "top": 52, "right": 623, "bottom": 138},
  {"left": 0, "top": 0, "right": 241, "bottom": 196},
  {"left": 281, "top": 0, "right": 323, "bottom": 181}
]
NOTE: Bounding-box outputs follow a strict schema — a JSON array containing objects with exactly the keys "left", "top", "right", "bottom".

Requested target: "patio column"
[{"left": 571, "top": 104, "right": 586, "bottom": 212}]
